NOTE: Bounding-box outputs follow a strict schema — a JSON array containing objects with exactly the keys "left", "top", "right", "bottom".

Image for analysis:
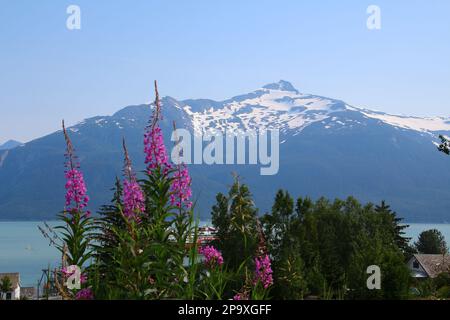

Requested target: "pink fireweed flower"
[
  {"left": 253, "top": 255, "right": 274, "bottom": 289},
  {"left": 199, "top": 245, "right": 224, "bottom": 268},
  {"left": 233, "top": 292, "right": 249, "bottom": 300},
  {"left": 123, "top": 179, "right": 145, "bottom": 221},
  {"left": 170, "top": 163, "right": 192, "bottom": 209},
  {"left": 122, "top": 140, "right": 145, "bottom": 221},
  {"left": 144, "top": 81, "right": 171, "bottom": 173},
  {"left": 144, "top": 125, "right": 171, "bottom": 172},
  {"left": 64, "top": 169, "right": 89, "bottom": 210},
  {"left": 75, "top": 288, "right": 94, "bottom": 300},
  {"left": 63, "top": 121, "right": 89, "bottom": 214}
]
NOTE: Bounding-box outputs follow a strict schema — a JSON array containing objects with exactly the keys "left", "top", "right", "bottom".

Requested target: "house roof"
[
  {"left": 0, "top": 273, "right": 20, "bottom": 289},
  {"left": 413, "top": 254, "right": 450, "bottom": 278}
]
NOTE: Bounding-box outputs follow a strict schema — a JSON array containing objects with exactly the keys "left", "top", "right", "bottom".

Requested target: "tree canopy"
[{"left": 415, "top": 229, "right": 448, "bottom": 254}]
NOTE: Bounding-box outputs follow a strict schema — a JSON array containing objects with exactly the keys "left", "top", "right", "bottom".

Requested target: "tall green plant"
[
  {"left": 90, "top": 82, "right": 202, "bottom": 299},
  {"left": 49, "top": 121, "right": 96, "bottom": 300}
]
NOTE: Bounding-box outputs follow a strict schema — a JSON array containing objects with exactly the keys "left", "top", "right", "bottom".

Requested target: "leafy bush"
[
  {"left": 436, "top": 286, "right": 450, "bottom": 299},
  {"left": 434, "top": 272, "right": 450, "bottom": 290}
]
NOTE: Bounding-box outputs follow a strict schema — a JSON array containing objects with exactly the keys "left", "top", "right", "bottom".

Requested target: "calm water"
[
  {"left": 1, "top": 221, "right": 450, "bottom": 287},
  {"left": 0, "top": 222, "right": 60, "bottom": 287}
]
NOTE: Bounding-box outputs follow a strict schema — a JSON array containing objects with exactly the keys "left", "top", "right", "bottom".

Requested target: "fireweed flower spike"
[
  {"left": 122, "top": 139, "right": 145, "bottom": 221},
  {"left": 144, "top": 81, "right": 172, "bottom": 173},
  {"left": 75, "top": 288, "right": 94, "bottom": 300},
  {"left": 254, "top": 254, "right": 274, "bottom": 289},
  {"left": 62, "top": 120, "right": 90, "bottom": 216},
  {"left": 199, "top": 245, "right": 224, "bottom": 268},
  {"left": 233, "top": 292, "right": 249, "bottom": 300},
  {"left": 170, "top": 163, "right": 193, "bottom": 209},
  {"left": 253, "top": 220, "right": 273, "bottom": 289},
  {"left": 170, "top": 122, "right": 193, "bottom": 209}
]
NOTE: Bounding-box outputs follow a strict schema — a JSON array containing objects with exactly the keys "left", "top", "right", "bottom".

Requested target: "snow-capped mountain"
[
  {"left": 65, "top": 80, "right": 450, "bottom": 142},
  {"left": 185, "top": 81, "right": 348, "bottom": 135},
  {"left": 182, "top": 80, "right": 450, "bottom": 138},
  {"left": 1, "top": 81, "right": 450, "bottom": 221}
]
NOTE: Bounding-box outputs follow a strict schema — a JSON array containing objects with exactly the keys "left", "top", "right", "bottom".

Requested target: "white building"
[{"left": 0, "top": 273, "right": 20, "bottom": 300}]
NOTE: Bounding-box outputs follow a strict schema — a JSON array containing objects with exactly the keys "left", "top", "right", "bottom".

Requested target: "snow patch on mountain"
[
  {"left": 178, "top": 81, "right": 450, "bottom": 139},
  {"left": 0, "top": 150, "right": 8, "bottom": 167},
  {"left": 183, "top": 81, "right": 350, "bottom": 134},
  {"left": 361, "top": 110, "right": 450, "bottom": 133}
]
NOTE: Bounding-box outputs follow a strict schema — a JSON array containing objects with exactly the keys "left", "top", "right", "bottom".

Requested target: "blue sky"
[{"left": 0, "top": 0, "right": 449, "bottom": 144}]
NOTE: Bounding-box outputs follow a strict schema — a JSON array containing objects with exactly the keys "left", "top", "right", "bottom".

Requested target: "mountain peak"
[
  {"left": 0, "top": 140, "right": 23, "bottom": 150},
  {"left": 262, "top": 80, "right": 298, "bottom": 93}
]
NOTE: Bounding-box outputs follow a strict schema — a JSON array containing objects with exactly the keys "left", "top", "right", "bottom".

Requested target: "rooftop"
[{"left": 414, "top": 254, "right": 450, "bottom": 278}]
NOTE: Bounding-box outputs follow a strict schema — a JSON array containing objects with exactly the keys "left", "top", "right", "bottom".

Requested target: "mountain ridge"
[
  {"left": 0, "top": 140, "right": 23, "bottom": 150},
  {"left": 1, "top": 80, "right": 450, "bottom": 222}
]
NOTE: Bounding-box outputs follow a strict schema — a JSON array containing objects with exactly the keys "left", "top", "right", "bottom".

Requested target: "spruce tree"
[
  {"left": 211, "top": 175, "right": 258, "bottom": 270},
  {"left": 262, "top": 190, "right": 294, "bottom": 255},
  {"left": 375, "top": 200, "right": 413, "bottom": 257},
  {"left": 211, "top": 192, "right": 229, "bottom": 251},
  {"left": 261, "top": 191, "right": 308, "bottom": 299},
  {"left": 415, "top": 229, "right": 448, "bottom": 254}
]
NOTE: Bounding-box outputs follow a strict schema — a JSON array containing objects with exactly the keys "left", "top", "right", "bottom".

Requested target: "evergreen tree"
[
  {"left": 211, "top": 175, "right": 258, "bottom": 270},
  {"left": 91, "top": 177, "right": 125, "bottom": 298},
  {"left": 261, "top": 191, "right": 307, "bottom": 299},
  {"left": 261, "top": 190, "right": 294, "bottom": 256},
  {"left": 211, "top": 193, "right": 229, "bottom": 251},
  {"left": 415, "top": 229, "right": 448, "bottom": 254},
  {"left": 375, "top": 201, "right": 414, "bottom": 258},
  {"left": 95, "top": 177, "right": 125, "bottom": 259},
  {"left": 295, "top": 196, "right": 313, "bottom": 221}
]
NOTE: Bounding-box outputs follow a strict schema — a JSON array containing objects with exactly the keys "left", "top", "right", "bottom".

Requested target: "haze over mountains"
[{"left": 1, "top": 81, "right": 450, "bottom": 222}]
